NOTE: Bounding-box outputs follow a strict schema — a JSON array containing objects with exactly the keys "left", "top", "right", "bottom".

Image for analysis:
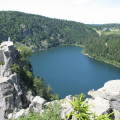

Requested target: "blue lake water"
[{"left": 29, "top": 45, "right": 120, "bottom": 98}]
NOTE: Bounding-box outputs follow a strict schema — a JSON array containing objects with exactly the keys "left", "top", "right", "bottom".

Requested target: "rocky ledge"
[
  {"left": 87, "top": 80, "right": 120, "bottom": 120},
  {"left": 4, "top": 79, "right": 120, "bottom": 120}
]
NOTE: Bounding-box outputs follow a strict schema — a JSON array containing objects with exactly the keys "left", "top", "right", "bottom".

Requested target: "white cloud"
[{"left": 72, "top": 0, "right": 90, "bottom": 4}]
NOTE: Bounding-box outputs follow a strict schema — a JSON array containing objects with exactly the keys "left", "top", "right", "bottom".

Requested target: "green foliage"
[
  {"left": 0, "top": 11, "right": 98, "bottom": 49},
  {"left": 41, "top": 101, "right": 62, "bottom": 120},
  {"left": 51, "top": 94, "right": 60, "bottom": 100},
  {"left": 74, "top": 93, "right": 86, "bottom": 102},
  {"left": 66, "top": 93, "right": 91, "bottom": 120},
  {"left": 18, "top": 46, "right": 32, "bottom": 61},
  {"left": 1, "top": 11, "right": 120, "bottom": 67},
  {"left": 84, "top": 34, "right": 120, "bottom": 67},
  {"left": 33, "top": 77, "right": 59, "bottom": 101},
  {"left": 33, "top": 77, "right": 48, "bottom": 98},
  {"left": 17, "top": 101, "right": 62, "bottom": 120},
  {"left": 21, "top": 66, "right": 34, "bottom": 88},
  {"left": 92, "top": 112, "right": 113, "bottom": 120},
  {"left": 66, "top": 93, "right": 114, "bottom": 120},
  {"left": 28, "top": 60, "right": 33, "bottom": 72},
  {"left": 18, "top": 109, "right": 41, "bottom": 120},
  {"left": 11, "top": 63, "right": 20, "bottom": 73},
  {"left": 26, "top": 71, "right": 34, "bottom": 80},
  {"left": 0, "top": 62, "right": 5, "bottom": 65}
]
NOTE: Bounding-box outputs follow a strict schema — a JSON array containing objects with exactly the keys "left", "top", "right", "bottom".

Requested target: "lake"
[{"left": 29, "top": 45, "right": 120, "bottom": 98}]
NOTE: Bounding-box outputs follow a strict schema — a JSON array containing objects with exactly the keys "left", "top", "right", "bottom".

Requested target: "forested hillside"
[
  {"left": 83, "top": 34, "right": 120, "bottom": 66},
  {"left": 1, "top": 11, "right": 120, "bottom": 67},
  {"left": 0, "top": 11, "right": 98, "bottom": 50}
]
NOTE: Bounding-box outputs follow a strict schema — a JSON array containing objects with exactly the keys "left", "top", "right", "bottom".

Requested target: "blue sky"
[{"left": 0, "top": 0, "right": 120, "bottom": 24}]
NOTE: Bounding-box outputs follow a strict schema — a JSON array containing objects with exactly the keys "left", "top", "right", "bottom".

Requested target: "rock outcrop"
[
  {"left": 0, "top": 41, "right": 20, "bottom": 78},
  {"left": 8, "top": 95, "right": 73, "bottom": 120},
  {"left": 87, "top": 80, "right": 120, "bottom": 119},
  {"left": 0, "top": 41, "right": 74, "bottom": 120},
  {"left": 0, "top": 73, "right": 35, "bottom": 120},
  {"left": 0, "top": 73, "right": 22, "bottom": 119},
  {"left": 0, "top": 41, "right": 34, "bottom": 120}
]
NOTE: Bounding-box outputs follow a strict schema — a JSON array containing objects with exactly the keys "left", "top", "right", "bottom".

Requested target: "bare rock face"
[
  {"left": 88, "top": 80, "right": 120, "bottom": 120},
  {"left": 0, "top": 87, "right": 5, "bottom": 120},
  {"left": 0, "top": 41, "right": 20, "bottom": 78},
  {"left": 0, "top": 73, "right": 22, "bottom": 119},
  {"left": 0, "top": 41, "right": 34, "bottom": 120},
  {"left": 8, "top": 96, "right": 46, "bottom": 120},
  {"left": 0, "top": 74, "right": 35, "bottom": 120}
]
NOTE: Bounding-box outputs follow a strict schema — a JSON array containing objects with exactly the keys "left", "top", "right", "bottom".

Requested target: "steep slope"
[
  {"left": 0, "top": 11, "right": 99, "bottom": 50},
  {"left": 0, "top": 40, "right": 60, "bottom": 119},
  {"left": 0, "top": 40, "right": 35, "bottom": 119}
]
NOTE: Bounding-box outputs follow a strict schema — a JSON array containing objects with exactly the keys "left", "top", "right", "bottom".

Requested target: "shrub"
[
  {"left": 0, "top": 62, "right": 5, "bottom": 65},
  {"left": 21, "top": 66, "right": 34, "bottom": 88},
  {"left": 18, "top": 109, "right": 42, "bottom": 120},
  {"left": 41, "top": 101, "right": 62, "bottom": 120},
  {"left": 66, "top": 93, "right": 114, "bottom": 120},
  {"left": 18, "top": 46, "right": 32, "bottom": 61},
  {"left": 74, "top": 93, "right": 86, "bottom": 102},
  {"left": 11, "top": 63, "right": 20, "bottom": 73},
  {"left": 93, "top": 113, "right": 113, "bottom": 120},
  {"left": 66, "top": 93, "right": 91, "bottom": 120},
  {"left": 33, "top": 77, "right": 59, "bottom": 101},
  {"left": 18, "top": 101, "right": 62, "bottom": 120}
]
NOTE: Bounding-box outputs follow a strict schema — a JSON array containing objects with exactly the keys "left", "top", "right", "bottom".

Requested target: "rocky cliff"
[
  {"left": 0, "top": 41, "right": 120, "bottom": 120},
  {"left": 0, "top": 41, "right": 74, "bottom": 120},
  {"left": 0, "top": 41, "right": 15, "bottom": 77},
  {"left": 0, "top": 41, "right": 35, "bottom": 120}
]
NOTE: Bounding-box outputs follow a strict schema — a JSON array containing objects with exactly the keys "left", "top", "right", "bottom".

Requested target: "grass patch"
[
  {"left": 102, "top": 30, "right": 120, "bottom": 35},
  {"left": 0, "top": 62, "right": 5, "bottom": 65}
]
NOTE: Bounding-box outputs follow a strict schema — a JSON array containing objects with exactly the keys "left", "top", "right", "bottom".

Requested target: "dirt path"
[{"left": 97, "top": 31, "right": 101, "bottom": 36}]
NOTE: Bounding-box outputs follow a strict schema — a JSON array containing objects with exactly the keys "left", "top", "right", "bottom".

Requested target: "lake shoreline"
[
  {"left": 29, "top": 45, "right": 120, "bottom": 98},
  {"left": 82, "top": 51, "right": 120, "bottom": 68},
  {"left": 32, "top": 44, "right": 120, "bottom": 68}
]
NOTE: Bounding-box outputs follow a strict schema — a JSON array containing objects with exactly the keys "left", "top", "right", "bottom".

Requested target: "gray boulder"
[
  {"left": 87, "top": 97, "right": 111, "bottom": 119},
  {"left": 60, "top": 95, "right": 74, "bottom": 120},
  {"left": 31, "top": 96, "right": 46, "bottom": 112},
  {"left": 88, "top": 80, "right": 120, "bottom": 120},
  {"left": 88, "top": 80, "right": 120, "bottom": 100},
  {"left": 21, "top": 90, "right": 35, "bottom": 108},
  {"left": 9, "top": 96, "right": 46, "bottom": 119}
]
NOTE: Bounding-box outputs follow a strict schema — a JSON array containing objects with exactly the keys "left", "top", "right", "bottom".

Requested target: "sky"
[{"left": 0, "top": 0, "right": 120, "bottom": 24}]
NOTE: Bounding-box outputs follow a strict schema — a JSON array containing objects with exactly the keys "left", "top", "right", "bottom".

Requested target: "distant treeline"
[
  {"left": 91, "top": 23, "right": 120, "bottom": 30},
  {"left": 0, "top": 11, "right": 98, "bottom": 49},
  {"left": 0, "top": 11, "right": 120, "bottom": 66},
  {"left": 83, "top": 34, "right": 120, "bottom": 66}
]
